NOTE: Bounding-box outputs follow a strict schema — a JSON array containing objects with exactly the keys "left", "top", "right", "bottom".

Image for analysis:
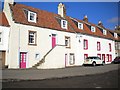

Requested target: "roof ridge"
[{"left": 14, "top": 3, "right": 60, "bottom": 16}]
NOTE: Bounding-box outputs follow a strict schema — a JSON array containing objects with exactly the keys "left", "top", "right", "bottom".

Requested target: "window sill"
[
  {"left": 28, "top": 43, "right": 37, "bottom": 46},
  {"left": 66, "top": 47, "right": 71, "bottom": 49}
]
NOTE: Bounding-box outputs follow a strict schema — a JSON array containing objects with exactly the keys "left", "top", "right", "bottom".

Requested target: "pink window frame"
[
  {"left": 102, "top": 54, "right": 105, "bottom": 61},
  {"left": 109, "top": 43, "right": 112, "bottom": 52},
  {"left": 109, "top": 54, "right": 112, "bottom": 62},
  {"left": 106, "top": 54, "right": 109, "bottom": 62},
  {"left": 97, "top": 54, "right": 101, "bottom": 59},
  {"left": 84, "top": 54, "right": 88, "bottom": 60},
  {"left": 97, "top": 42, "right": 101, "bottom": 51},
  {"left": 84, "top": 39, "right": 88, "bottom": 50}
]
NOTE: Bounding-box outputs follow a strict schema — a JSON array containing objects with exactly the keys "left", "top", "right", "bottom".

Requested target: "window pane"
[
  {"left": 29, "top": 31, "right": 36, "bottom": 45},
  {"left": 84, "top": 40, "right": 88, "bottom": 50},
  {"left": 61, "top": 20, "right": 67, "bottom": 29},
  {"left": 65, "top": 37, "right": 70, "bottom": 48},
  {"left": 30, "top": 13, "right": 35, "bottom": 20}
]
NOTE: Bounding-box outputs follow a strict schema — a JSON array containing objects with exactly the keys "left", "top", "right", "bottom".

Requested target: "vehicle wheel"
[{"left": 92, "top": 62, "right": 96, "bottom": 66}]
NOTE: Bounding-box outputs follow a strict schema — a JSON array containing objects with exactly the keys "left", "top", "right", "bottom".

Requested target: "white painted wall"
[
  {"left": 79, "top": 34, "right": 115, "bottom": 64},
  {"left": 7, "top": 21, "right": 116, "bottom": 69},
  {"left": 0, "top": 26, "right": 10, "bottom": 65}
]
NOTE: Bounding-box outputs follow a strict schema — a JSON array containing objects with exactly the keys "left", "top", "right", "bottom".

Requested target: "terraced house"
[
  {"left": 0, "top": 12, "right": 10, "bottom": 68},
  {"left": 1, "top": 0, "right": 120, "bottom": 69}
]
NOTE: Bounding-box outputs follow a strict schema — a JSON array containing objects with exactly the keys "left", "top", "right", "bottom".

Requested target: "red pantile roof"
[
  {"left": 0, "top": 12, "right": 10, "bottom": 27},
  {"left": 9, "top": 3, "right": 120, "bottom": 41}
]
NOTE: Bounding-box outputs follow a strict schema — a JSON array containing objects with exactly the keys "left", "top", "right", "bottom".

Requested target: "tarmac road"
[
  {"left": 2, "top": 64, "right": 120, "bottom": 88},
  {"left": 2, "top": 69, "right": 119, "bottom": 88}
]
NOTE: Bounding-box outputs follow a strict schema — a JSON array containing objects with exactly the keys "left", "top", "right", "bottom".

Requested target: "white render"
[
  {"left": 4, "top": 22, "right": 115, "bottom": 69},
  {"left": 0, "top": 26, "right": 10, "bottom": 66}
]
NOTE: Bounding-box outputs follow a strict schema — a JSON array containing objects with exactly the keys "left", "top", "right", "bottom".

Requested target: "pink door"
[
  {"left": 20, "top": 52, "right": 27, "bottom": 69},
  {"left": 102, "top": 54, "right": 105, "bottom": 61},
  {"left": 52, "top": 34, "right": 56, "bottom": 48}
]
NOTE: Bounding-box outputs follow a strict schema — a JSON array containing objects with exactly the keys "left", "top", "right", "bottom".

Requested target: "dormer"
[
  {"left": 114, "top": 33, "right": 118, "bottom": 38},
  {"left": 61, "top": 19, "right": 67, "bottom": 29},
  {"left": 103, "top": 29, "right": 107, "bottom": 35},
  {"left": 78, "top": 22, "right": 83, "bottom": 30},
  {"left": 28, "top": 11, "right": 37, "bottom": 23},
  {"left": 91, "top": 26, "right": 96, "bottom": 32}
]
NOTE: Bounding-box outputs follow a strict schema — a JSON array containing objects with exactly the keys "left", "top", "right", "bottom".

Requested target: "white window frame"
[
  {"left": 0, "top": 32, "right": 3, "bottom": 44},
  {"left": 28, "top": 11, "right": 37, "bottom": 23},
  {"left": 69, "top": 53, "right": 75, "bottom": 65},
  {"left": 103, "top": 29, "right": 107, "bottom": 35},
  {"left": 65, "top": 36, "right": 71, "bottom": 48},
  {"left": 78, "top": 22, "right": 83, "bottom": 30},
  {"left": 61, "top": 20, "right": 68, "bottom": 29},
  {"left": 114, "top": 33, "right": 118, "bottom": 38},
  {"left": 35, "top": 53, "right": 40, "bottom": 60},
  {"left": 91, "top": 26, "right": 96, "bottom": 32}
]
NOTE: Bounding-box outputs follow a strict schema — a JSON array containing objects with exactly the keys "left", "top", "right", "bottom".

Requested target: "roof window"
[
  {"left": 28, "top": 11, "right": 37, "bottom": 23},
  {"left": 114, "top": 33, "right": 118, "bottom": 38},
  {"left": 91, "top": 26, "right": 96, "bottom": 32},
  {"left": 103, "top": 29, "right": 107, "bottom": 35},
  {"left": 61, "top": 20, "right": 67, "bottom": 29},
  {"left": 78, "top": 22, "right": 83, "bottom": 30}
]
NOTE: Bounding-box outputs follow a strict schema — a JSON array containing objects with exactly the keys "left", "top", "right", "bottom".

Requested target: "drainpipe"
[
  {"left": 7, "top": 27, "right": 11, "bottom": 68},
  {"left": 18, "top": 26, "right": 20, "bottom": 68}
]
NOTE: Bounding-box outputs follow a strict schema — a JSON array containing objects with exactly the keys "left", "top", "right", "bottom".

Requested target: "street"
[{"left": 2, "top": 64, "right": 120, "bottom": 88}]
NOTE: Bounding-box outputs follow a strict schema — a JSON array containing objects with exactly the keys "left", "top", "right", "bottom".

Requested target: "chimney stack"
[
  {"left": 83, "top": 15, "right": 88, "bottom": 22},
  {"left": 58, "top": 3, "right": 66, "bottom": 17},
  {"left": 4, "top": 0, "right": 14, "bottom": 12},
  {"left": 4, "top": 0, "right": 14, "bottom": 4}
]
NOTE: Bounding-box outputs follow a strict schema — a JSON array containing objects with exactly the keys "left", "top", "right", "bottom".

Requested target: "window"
[
  {"left": 78, "top": 22, "right": 83, "bottom": 30},
  {"left": 109, "top": 43, "right": 112, "bottom": 52},
  {"left": 97, "top": 42, "right": 101, "bottom": 51},
  {"left": 65, "top": 36, "right": 71, "bottom": 48},
  {"left": 109, "top": 54, "right": 112, "bottom": 62},
  {"left": 97, "top": 54, "right": 101, "bottom": 59},
  {"left": 83, "top": 39, "right": 88, "bottom": 50},
  {"left": 0, "top": 32, "right": 2, "bottom": 43},
  {"left": 69, "top": 53, "right": 75, "bottom": 65},
  {"left": 103, "top": 29, "right": 107, "bottom": 35},
  {"left": 114, "top": 33, "right": 118, "bottom": 38},
  {"left": 106, "top": 54, "right": 112, "bottom": 62},
  {"left": 84, "top": 54, "right": 88, "bottom": 60},
  {"left": 28, "top": 11, "right": 37, "bottom": 23},
  {"left": 106, "top": 54, "right": 109, "bottom": 62},
  {"left": 28, "top": 31, "right": 37, "bottom": 45},
  {"left": 91, "top": 26, "right": 96, "bottom": 32},
  {"left": 35, "top": 53, "right": 40, "bottom": 60},
  {"left": 61, "top": 20, "right": 67, "bottom": 29}
]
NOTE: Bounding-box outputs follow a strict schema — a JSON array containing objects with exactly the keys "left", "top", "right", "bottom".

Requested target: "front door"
[
  {"left": 52, "top": 34, "right": 56, "bottom": 48},
  {"left": 102, "top": 54, "right": 105, "bottom": 61},
  {"left": 20, "top": 52, "right": 27, "bottom": 69},
  {"left": 0, "top": 51, "right": 6, "bottom": 68}
]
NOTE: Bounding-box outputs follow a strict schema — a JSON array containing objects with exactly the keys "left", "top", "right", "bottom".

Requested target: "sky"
[{"left": 1, "top": 0, "right": 119, "bottom": 30}]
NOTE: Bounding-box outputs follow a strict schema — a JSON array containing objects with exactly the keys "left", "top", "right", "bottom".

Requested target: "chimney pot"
[
  {"left": 98, "top": 20, "right": 104, "bottom": 27},
  {"left": 83, "top": 15, "right": 88, "bottom": 22}
]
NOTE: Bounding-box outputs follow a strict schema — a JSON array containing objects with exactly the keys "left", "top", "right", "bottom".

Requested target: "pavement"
[{"left": 1, "top": 64, "right": 119, "bottom": 82}]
